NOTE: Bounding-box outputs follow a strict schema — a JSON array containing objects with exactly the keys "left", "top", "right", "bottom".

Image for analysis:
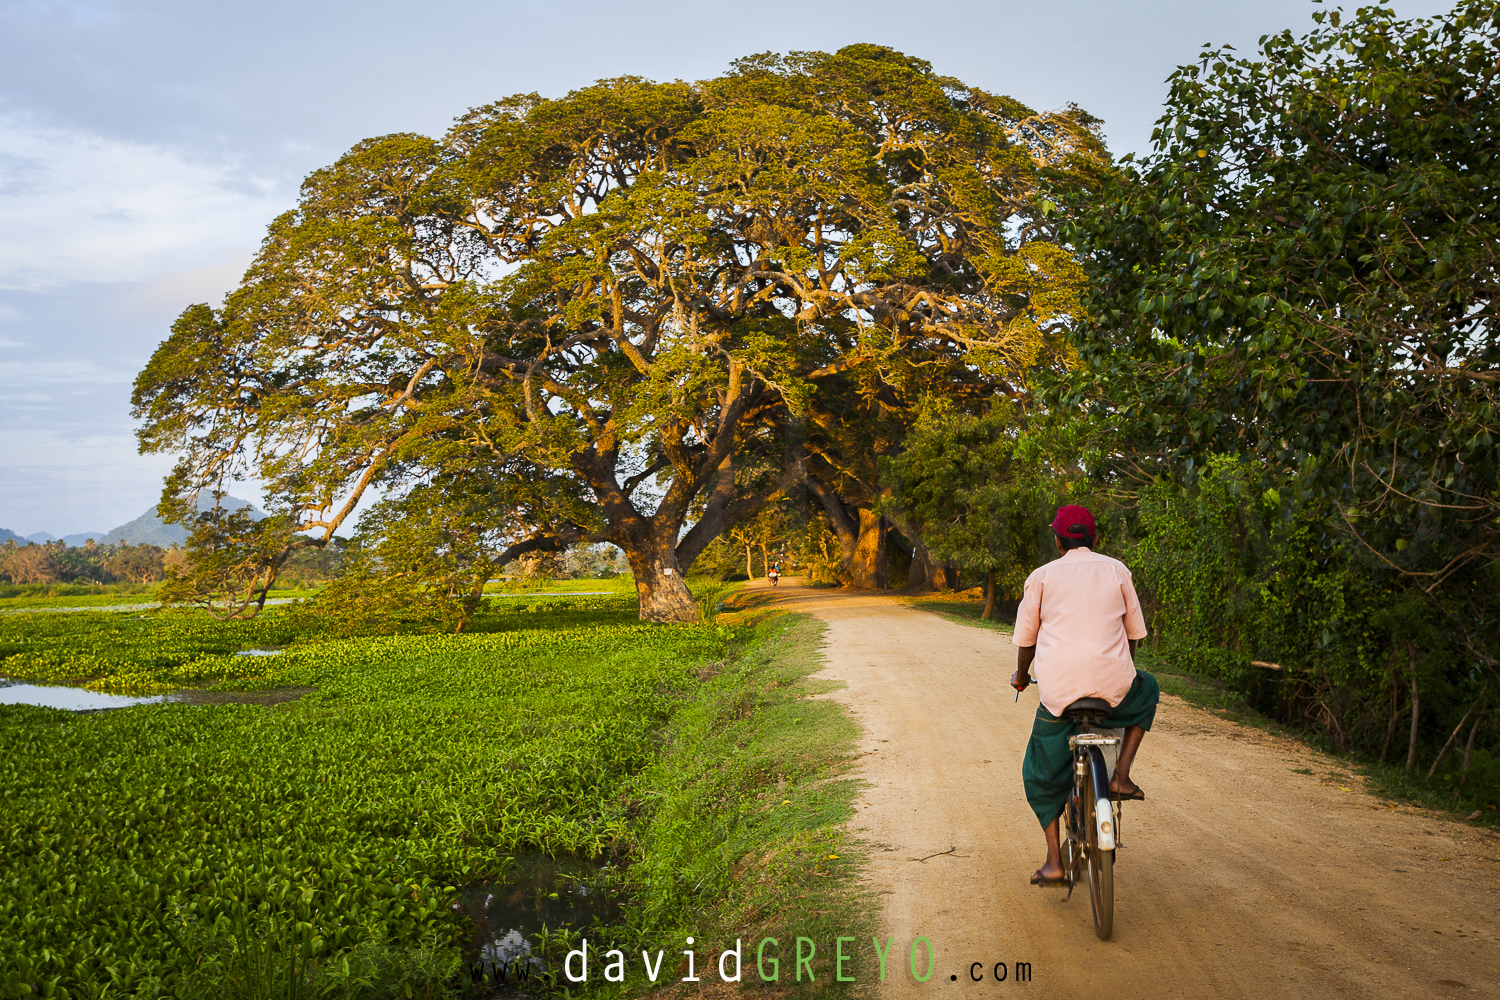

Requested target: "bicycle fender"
[{"left": 1086, "top": 745, "right": 1116, "bottom": 851}]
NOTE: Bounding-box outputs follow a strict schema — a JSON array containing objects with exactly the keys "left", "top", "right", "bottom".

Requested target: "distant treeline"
[{"left": 0, "top": 538, "right": 343, "bottom": 587}]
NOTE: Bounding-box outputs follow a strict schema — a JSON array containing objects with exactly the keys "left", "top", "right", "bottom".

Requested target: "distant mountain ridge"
[
  {"left": 62, "top": 532, "right": 108, "bottom": 546},
  {"left": 2, "top": 495, "right": 266, "bottom": 548}
]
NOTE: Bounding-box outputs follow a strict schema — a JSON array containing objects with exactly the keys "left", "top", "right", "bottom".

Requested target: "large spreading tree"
[{"left": 134, "top": 45, "right": 1099, "bottom": 621}]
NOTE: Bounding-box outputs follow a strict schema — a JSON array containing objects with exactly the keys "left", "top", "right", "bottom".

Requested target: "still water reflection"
[
  {"left": 0, "top": 678, "right": 311, "bottom": 710},
  {"left": 455, "top": 853, "right": 624, "bottom": 978},
  {"left": 0, "top": 680, "right": 162, "bottom": 710}
]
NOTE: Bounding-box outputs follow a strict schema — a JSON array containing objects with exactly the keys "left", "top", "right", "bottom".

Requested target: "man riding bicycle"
[{"left": 1009, "top": 505, "right": 1159, "bottom": 887}]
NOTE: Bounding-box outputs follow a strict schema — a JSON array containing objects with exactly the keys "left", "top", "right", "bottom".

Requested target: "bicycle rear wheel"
[{"left": 1082, "top": 760, "right": 1115, "bottom": 940}]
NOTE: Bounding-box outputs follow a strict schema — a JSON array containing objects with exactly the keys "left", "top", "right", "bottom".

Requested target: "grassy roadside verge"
[
  {"left": 1141, "top": 655, "right": 1499, "bottom": 826},
  {"left": 621, "top": 609, "right": 873, "bottom": 999},
  {"left": 904, "top": 594, "right": 1499, "bottom": 830},
  {"left": 904, "top": 596, "right": 1014, "bottom": 636}
]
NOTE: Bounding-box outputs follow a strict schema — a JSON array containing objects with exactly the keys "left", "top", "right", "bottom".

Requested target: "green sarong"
[{"left": 1021, "top": 670, "right": 1160, "bottom": 828}]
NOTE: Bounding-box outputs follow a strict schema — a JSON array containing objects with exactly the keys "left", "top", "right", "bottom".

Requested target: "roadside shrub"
[{"left": 1127, "top": 457, "right": 1495, "bottom": 784}]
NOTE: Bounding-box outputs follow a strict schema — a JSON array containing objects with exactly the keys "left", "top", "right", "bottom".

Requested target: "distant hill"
[
  {"left": 1, "top": 495, "right": 265, "bottom": 549},
  {"left": 0, "top": 528, "right": 109, "bottom": 547},
  {"left": 15, "top": 530, "right": 109, "bottom": 548},
  {"left": 62, "top": 532, "right": 108, "bottom": 546},
  {"left": 102, "top": 495, "right": 266, "bottom": 547}
]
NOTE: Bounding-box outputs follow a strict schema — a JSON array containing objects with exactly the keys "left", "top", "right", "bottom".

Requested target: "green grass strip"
[{"left": 619, "top": 611, "right": 873, "bottom": 999}]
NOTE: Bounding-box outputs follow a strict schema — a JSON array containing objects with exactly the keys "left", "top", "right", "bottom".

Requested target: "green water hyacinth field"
[{"left": 0, "top": 598, "right": 740, "bottom": 998}]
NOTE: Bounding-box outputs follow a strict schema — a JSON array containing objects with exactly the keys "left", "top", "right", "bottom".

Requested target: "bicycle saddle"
[{"left": 1061, "top": 697, "right": 1112, "bottom": 723}]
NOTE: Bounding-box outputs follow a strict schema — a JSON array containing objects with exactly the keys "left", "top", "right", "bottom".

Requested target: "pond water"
[
  {"left": 0, "top": 680, "right": 163, "bottom": 710},
  {"left": 0, "top": 678, "right": 312, "bottom": 711},
  {"left": 486, "top": 592, "right": 614, "bottom": 597},
  {"left": 454, "top": 853, "right": 624, "bottom": 984}
]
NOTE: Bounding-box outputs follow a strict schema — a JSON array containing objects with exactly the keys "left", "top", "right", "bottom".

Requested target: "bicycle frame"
[{"left": 1070, "top": 732, "right": 1119, "bottom": 850}]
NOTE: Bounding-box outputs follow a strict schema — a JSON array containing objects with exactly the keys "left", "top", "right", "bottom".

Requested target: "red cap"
[{"left": 1050, "top": 505, "right": 1096, "bottom": 540}]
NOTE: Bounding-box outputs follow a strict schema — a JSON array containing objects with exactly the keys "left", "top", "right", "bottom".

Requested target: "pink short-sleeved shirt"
[{"left": 1011, "top": 548, "right": 1149, "bottom": 718}]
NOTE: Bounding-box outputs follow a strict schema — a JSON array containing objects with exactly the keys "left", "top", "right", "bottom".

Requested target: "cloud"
[
  {"left": 0, "top": 358, "right": 131, "bottom": 384},
  {"left": 121, "top": 257, "right": 251, "bottom": 317},
  {"left": 0, "top": 114, "right": 283, "bottom": 291}
]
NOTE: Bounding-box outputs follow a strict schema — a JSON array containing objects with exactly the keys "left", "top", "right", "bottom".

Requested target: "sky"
[{"left": 0, "top": 0, "right": 1458, "bottom": 536}]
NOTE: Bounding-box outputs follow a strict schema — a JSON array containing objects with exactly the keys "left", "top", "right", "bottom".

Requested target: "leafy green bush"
[{"left": 1127, "top": 457, "right": 1496, "bottom": 805}]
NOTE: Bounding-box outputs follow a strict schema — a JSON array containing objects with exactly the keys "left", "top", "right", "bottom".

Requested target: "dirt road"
[{"left": 767, "top": 584, "right": 1500, "bottom": 999}]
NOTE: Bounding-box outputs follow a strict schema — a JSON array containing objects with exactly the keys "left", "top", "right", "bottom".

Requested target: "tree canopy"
[
  {"left": 134, "top": 44, "right": 1101, "bottom": 621},
  {"left": 1057, "top": 1, "right": 1500, "bottom": 595},
  {"left": 883, "top": 404, "right": 1061, "bottom": 615}
]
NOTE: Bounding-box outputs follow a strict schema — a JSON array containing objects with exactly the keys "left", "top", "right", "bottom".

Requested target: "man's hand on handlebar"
[{"left": 1013, "top": 644, "right": 1037, "bottom": 692}]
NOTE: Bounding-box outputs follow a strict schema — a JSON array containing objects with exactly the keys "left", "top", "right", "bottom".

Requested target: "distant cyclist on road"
[{"left": 1009, "top": 505, "right": 1158, "bottom": 887}]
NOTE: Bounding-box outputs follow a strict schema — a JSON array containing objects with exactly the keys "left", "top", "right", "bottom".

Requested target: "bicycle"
[{"left": 1058, "top": 697, "right": 1124, "bottom": 941}]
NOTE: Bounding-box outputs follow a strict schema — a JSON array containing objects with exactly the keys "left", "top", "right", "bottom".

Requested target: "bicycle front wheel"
[{"left": 1082, "top": 764, "right": 1115, "bottom": 940}]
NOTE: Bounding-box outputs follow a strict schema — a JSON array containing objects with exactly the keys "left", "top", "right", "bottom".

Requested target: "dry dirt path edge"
[{"left": 755, "top": 583, "right": 1500, "bottom": 1000}]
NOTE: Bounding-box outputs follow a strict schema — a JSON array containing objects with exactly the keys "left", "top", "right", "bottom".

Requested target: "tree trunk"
[
  {"left": 745, "top": 544, "right": 753, "bottom": 580},
  {"left": 455, "top": 573, "right": 489, "bottom": 634},
  {"left": 802, "top": 474, "right": 861, "bottom": 582},
  {"left": 759, "top": 542, "right": 769, "bottom": 580},
  {"left": 1458, "top": 704, "right": 1486, "bottom": 792},
  {"left": 901, "top": 535, "right": 942, "bottom": 593},
  {"left": 621, "top": 454, "right": 797, "bottom": 621},
  {"left": 848, "top": 510, "right": 886, "bottom": 589},
  {"left": 881, "top": 508, "right": 941, "bottom": 593},
  {"left": 1405, "top": 674, "right": 1421, "bottom": 774},
  {"left": 943, "top": 561, "right": 960, "bottom": 591},
  {"left": 1428, "top": 692, "right": 1486, "bottom": 779},
  {"left": 633, "top": 564, "right": 698, "bottom": 622},
  {"left": 618, "top": 534, "right": 698, "bottom": 623},
  {"left": 1381, "top": 670, "right": 1401, "bottom": 762},
  {"left": 981, "top": 568, "right": 997, "bottom": 620}
]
